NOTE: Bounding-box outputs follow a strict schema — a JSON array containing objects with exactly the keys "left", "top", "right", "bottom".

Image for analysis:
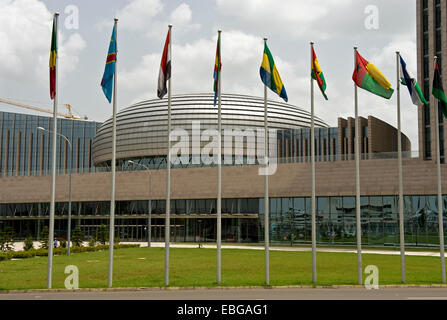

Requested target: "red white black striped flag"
[{"left": 157, "top": 28, "right": 171, "bottom": 99}]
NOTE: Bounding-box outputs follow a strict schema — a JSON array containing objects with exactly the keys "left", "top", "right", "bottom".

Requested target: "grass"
[{"left": 0, "top": 247, "right": 445, "bottom": 290}]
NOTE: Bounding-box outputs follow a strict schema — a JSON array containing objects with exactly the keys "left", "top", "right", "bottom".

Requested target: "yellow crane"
[{"left": 0, "top": 97, "right": 87, "bottom": 120}]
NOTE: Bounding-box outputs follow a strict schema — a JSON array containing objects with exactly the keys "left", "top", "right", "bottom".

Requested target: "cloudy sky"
[{"left": 0, "top": 0, "right": 419, "bottom": 150}]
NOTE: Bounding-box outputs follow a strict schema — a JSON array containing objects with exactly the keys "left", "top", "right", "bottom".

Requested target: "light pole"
[
  {"left": 38, "top": 126, "right": 73, "bottom": 256},
  {"left": 128, "top": 160, "right": 152, "bottom": 247}
]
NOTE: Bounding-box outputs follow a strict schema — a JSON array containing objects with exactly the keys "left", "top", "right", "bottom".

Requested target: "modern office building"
[
  {"left": 1, "top": 0, "right": 447, "bottom": 247},
  {"left": 417, "top": 0, "right": 446, "bottom": 162},
  {"left": 3, "top": 92, "right": 441, "bottom": 248},
  {"left": 0, "top": 110, "right": 101, "bottom": 177}
]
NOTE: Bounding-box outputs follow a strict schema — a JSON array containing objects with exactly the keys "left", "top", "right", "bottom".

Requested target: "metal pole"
[
  {"left": 217, "top": 29, "right": 222, "bottom": 285},
  {"left": 67, "top": 140, "right": 72, "bottom": 256},
  {"left": 354, "top": 46, "right": 362, "bottom": 285},
  {"left": 434, "top": 56, "right": 446, "bottom": 283},
  {"left": 165, "top": 24, "right": 172, "bottom": 287},
  {"left": 108, "top": 18, "right": 118, "bottom": 288},
  {"left": 148, "top": 170, "right": 152, "bottom": 248},
  {"left": 310, "top": 42, "right": 317, "bottom": 284},
  {"left": 47, "top": 12, "right": 59, "bottom": 289},
  {"left": 263, "top": 38, "right": 269, "bottom": 286},
  {"left": 396, "top": 52, "right": 406, "bottom": 283}
]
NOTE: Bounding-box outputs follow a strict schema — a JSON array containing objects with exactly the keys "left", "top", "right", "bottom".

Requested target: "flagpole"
[
  {"left": 108, "top": 18, "right": 118, "bottom": 288},
  {"left": 217, "top": 29, "right": 222, "bottom": 285},
  {"left": 47, "top": 12, "right": 59, "bottom": 289},
  {"left": 263, "top": 37, "right": 270, "bottom": 286},
  {"left": 165, "top": 24, "right": 172, "bottom": 287},
  {"left": 354, "top": 46, "right": 362, "bottom": 285},
  {"left": 396, "top": 51, "right": 406, "bottom": 283},
  {"left": 310, "top": 42, "right": 317, "bottom": 284},
  {"left": 434, "top": 56, "right": 446, "bottom": 284}
]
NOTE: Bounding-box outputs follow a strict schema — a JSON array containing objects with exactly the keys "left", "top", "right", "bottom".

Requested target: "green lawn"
[{"left": 0, "top": 247, "right": 445, "bottom": 290}]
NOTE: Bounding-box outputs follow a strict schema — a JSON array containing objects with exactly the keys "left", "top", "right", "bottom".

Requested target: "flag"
[
  {"left": 158, "top": 28, "right": 171, "bottom": 99},
  {"left": 100, "top": 24, "right": 117, "bottom": 103},
  {"left": 432, "top": 59, "right": 447, "bottom": 118},
  {"left": 213, "top": 32, "right": 221, "bottom": 106},
  {"left": 311, "top": 46, "right": 328, "bottom": 100},
  {"left": 260, "top": 42, "right": 288, "bottom": 102},
  {"left": 400, "top": 56, "right": 428, "bottom": 106},
  {"left": 353, "top": 51, "right": 394, "bottom": 99},
  {"left": 49, "top": 16, "right": 57, "bottom": 100}
]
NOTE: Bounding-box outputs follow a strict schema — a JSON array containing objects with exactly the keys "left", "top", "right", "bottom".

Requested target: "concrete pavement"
[
  {"left": 1, "top": 287, "right": 447, "bottom": 300},
  {"left": 12, "top": 241, "right": 444, "bottom": 257}
]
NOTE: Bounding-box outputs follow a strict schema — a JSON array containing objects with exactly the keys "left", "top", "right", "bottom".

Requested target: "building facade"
[
  {"left": 417, "top": 0, "right": 447, "bottom": 162},
  {"left": 0, "top": 111, "right": 101, "bottom": 177},
  {"left": 0, "top": 93, "right": 434, "bottom": 248}
]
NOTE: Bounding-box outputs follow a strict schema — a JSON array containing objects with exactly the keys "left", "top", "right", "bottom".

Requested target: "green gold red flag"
[{"left": 49, "top": 17, "right": 57, "bottom": 100}]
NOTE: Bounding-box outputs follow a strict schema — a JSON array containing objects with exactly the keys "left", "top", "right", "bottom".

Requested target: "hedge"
[{"left": 0, "top": 244, "right": 140, "bottom": 262}]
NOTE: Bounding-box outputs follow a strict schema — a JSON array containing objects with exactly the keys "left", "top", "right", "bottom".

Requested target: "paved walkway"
[
  {"left": 13, "top": 241, "right": 443, "bottom": 257},
  {"left": 1, "top": 287, "right": 447, "bottom": 300}
]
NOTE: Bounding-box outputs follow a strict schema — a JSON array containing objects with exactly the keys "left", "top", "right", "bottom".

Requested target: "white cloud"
[
  {"left": 117, "top": 0, "right": 163, "bottom": 31},
  {"left": 120, "top": 30, "right": 306, "bottom": 107},
  {"left": 0, "top": 0, "right": 86, "bottom": 90},
  {"left": 216, "top": 0, "right": 415, "bottom": 41},
  {"left": 169, "top": 3, "right": 201, "bottom": 34},
  {"left": 171, "top": 3, "right": 192, "bottom": 25},
  {"left": 217, "top": 0, "right": 353, "bottom": 38}
]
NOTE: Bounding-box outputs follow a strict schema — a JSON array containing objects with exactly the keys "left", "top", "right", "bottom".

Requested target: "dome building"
[{"left": 92, "top": 93, "right": 329, "bottom": 168}]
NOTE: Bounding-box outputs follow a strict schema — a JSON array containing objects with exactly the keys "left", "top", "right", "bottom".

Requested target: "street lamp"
[
  {"left": 128, "top": 160, "right": 152, "bottom": 247},
  {"left": 37, "top": 126, "right": 73, "bottom": 256}
]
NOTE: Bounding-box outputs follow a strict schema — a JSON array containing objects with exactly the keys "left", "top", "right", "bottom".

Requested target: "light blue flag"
[{"left": 101, "top": 24, "right": 117, "bottom": 103}]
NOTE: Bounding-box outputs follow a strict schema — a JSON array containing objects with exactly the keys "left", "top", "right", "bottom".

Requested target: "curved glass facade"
[{"left": 92, "top": 93, "right": 329, "bottom": 166}]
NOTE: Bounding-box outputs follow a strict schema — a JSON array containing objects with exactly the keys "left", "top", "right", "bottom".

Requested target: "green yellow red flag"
[
  {"left": 311, "top": 46, "right": 328, "bottom": 100},
  {"left": 352, "top": 50, "right": 394, "bottom": 99},
  {"left": 49, "top": 16, "right": 57, "bottom": 100}
]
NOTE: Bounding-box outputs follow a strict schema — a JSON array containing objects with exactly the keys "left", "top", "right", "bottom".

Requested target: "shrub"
[
  {"left": 9, "top": 251, "right": 36, "bottom": 259},
  {"left": 0, "top": 252, "right": 9, "bottom": 261},
  {"left": 72, "top": 226, "right": 84, "bottom": 247},
  {"left": 24, "top": 235, "right": 34, "bottom": 251},
  {"left": 95, "top": 244, "right": 108, "bottom": 251},
  {"left": 54, "top": 247, "right": 67, "bottom": 255},
  {"left": 35, "top": 248, "right": 49, "bottom": 256},
  {"left": 97, "top": 224, "right": 108, "bottom": 245},
  {"left": 40, "top": 226, "right": 49, "bottom": 249}
]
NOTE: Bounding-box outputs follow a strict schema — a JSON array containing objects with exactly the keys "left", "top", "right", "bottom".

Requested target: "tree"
[
  {"left": 40, "top": 226, "right": 49, "bottom": 249},
  {"left": 0, "top": 227, "right": 15, "bottom": 252},
  {"left": 88, "top": 236, "right": 96, "bottom": 247},
  {"left": 97, "top": 224, "right": 108, "bottom": 245},
  {"left": 24, "top": 234, "right": 34, "bottom": 251},
  {"left": 72, "top": 226, "right": 83, "bottom": 247}
]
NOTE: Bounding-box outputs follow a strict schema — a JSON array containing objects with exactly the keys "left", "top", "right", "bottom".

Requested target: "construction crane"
[{"left": 0, "top": 97, "right": 88, "bottom": 120}]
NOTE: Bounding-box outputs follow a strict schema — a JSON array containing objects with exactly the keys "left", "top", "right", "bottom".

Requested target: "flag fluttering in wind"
[
  {"left": 100, "top": 24, "right": 117, "bottom": 103},
  {"left": 353, "top": 51, "right": 394, "bottom": 99},
  {"left": 311, "top": 46, "right": 328, "bottom": 100},
  {"left": 49, "top": 17, "right": 57, "bottom": 100},
  {"left": 400, "top": 56, "right": 428, "bottom": 106},
  {"left": 158, "top": 29, "right": 171, "bottom": 99},
  {"left": 260, "top": 42, "right": 288, "bottom": 102},
  {"left": 432, "top": 59, "right": 447, "bottom": 118},
  {"left": 213, "top": 32, "right": 221, "bottom": 106}
]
